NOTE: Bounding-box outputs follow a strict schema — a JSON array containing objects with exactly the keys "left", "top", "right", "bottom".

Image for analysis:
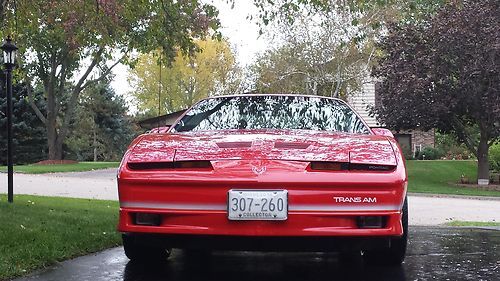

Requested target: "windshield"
[{"left": 172, "top": 95, "right": 370, "bottom": 134}]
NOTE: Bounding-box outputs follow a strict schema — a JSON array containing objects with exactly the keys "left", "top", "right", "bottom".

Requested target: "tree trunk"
[
  {"left": 93, "top": 122, "right": 98, "bottom": 162},
  {"left": 476, "top": 133, "right": 490, "bottom": 185},
  {"left": 46, "top": 95, "right": 63, "bottom": 160},
  {"left": 47, "top": 131, "right": 63, "bottom": 160}
]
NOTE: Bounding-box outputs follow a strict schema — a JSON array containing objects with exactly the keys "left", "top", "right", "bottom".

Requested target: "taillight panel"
[
  {"left": 127, "top": 161, "right": 213, "bottom": 171},
  {"left": 308, "top": 162, "right": 395, "bottom": 172}
]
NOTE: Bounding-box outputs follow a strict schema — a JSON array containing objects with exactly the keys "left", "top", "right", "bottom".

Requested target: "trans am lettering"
[{"left": 333, "top": 196, "right": 377, "bottom": 203}]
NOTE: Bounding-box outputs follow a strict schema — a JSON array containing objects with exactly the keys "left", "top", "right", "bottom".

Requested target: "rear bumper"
[
  {"left": 118, "top": 207, "right": 404, "bottom": 237},
  {"left": 122, "top": 232, "right": 392, "bottom": 251}
]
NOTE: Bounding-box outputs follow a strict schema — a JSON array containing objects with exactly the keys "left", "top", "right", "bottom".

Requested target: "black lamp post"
[{"left": 1, "top": 36, "right": 18, "bottom": 203}]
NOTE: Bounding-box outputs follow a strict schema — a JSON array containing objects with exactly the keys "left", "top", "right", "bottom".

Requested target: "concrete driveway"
[{"left": 1, "top": 169, "right": 499, "bottom": 225}]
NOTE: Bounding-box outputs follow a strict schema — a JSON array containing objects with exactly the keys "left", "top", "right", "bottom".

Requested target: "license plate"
[{"left": 228, "top": 190, "right": 288, "bottom": 220}]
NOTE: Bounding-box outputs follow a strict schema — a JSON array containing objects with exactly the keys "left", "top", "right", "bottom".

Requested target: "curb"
[{"left": 408, "top": 192, "right": 500, "bottom": 201}]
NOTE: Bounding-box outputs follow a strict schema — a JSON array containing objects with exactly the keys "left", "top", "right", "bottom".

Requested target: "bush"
[
  {"left": 435, "top": 131, "right": 475, "bottom": 160},
  {"left": 416, "top": 146, "right": 444, "bottom": 160},
  {"left": 490, "top": 143, "right": 500, "bottom": 172}
]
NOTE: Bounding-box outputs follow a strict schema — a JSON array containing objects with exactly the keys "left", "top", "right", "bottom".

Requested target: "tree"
[
  {"left": 0, "top": 82, "right": 47, "bottom": 164},
  {"left": 252, "top": 0, "right": 448, "bottom": 27},
  {"left": 129, "top": 38, "right": 242, "bottom": 114},
  {"left": 372, "top": 0, "right": 500, "bottom": 184},
  {"left": 250, "top": 0, "right": 448, "bottom": 98},
  {"left": 1, "top": 0, "right": 220, "bottom": 159},
  {"left": 65, "top": 83, "right": 137, "bottom": 161}
]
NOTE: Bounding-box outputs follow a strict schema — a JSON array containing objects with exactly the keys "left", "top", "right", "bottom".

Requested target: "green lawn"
[
  {"left": 407, "top": 160, "right": 500, "bottom": 197},
  {"left": 0, "top": 162, "right": 119, "bottom": 174},
  {"left": 0, "top": 195, "right": 121, "bottom": 280},
  {"left": 444, "top": 221, "right": 500, "bottom": 227}
]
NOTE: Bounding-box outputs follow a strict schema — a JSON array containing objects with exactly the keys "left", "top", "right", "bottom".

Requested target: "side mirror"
[
  {"left": 371, "top": 128, "right": 394, "bottom": 138},
  {"left": 148, "top": 126, "right": 170, "bottom": 134}
]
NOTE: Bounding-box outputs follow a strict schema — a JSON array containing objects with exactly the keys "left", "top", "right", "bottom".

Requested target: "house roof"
[{"left": 137, "top": 109, "right": 187, "bottom": 129}]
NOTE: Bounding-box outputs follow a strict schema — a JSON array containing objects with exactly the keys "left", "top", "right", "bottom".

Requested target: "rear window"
[{"left": 172, "top": 95, "right": 370, "bottom": 134}]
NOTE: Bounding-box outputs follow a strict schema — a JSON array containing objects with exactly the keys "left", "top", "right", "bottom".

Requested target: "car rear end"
[
  {"left": 117, "top": 133, "right": 407, "bottom": 253},
  {"left": 117, "top": 95, "right": 408, "bottom": 265}
]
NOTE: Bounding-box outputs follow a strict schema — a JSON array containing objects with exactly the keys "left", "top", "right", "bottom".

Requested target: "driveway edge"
[{"left": 408, "top": 192, "right": 500, "bottom": 201}]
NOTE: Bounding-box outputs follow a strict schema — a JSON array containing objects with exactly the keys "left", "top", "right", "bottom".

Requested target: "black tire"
[
  {"left": 364, "top": 196, "right": 408, "bottom": 266},
  {"left": 122, "top": 234, "right": 171, "bottom": 262}
]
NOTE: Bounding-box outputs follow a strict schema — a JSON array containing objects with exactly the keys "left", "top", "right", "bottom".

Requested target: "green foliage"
[
  {"left": 250, "top": 0, "right": 448, "bottom": 98},
  {"left": 251, "top": 5, "right": 382, "bottom": 97},
  {"left": 435, "top": 131, "right": 475, "bottom": 160},
  {"left": 372, "top": 0, "right": 500, "bottom": 180},
  {"left": 0, "top": 82, "right": 46, "bottom": 165},
  {"left": 1, "top": 0, "right": 222, "bottom": 160},
  {"left": 65, "top": 83, "right": 137, "bottom": 161},
  {"left": 489, "top": 143, "right": 500, "bottom": 172},
  {"left": 129, "top": 38, "right": 242, "bottom": 114},
  {"left": 252, "top": 0, "right": 447, "bottom": 28},
  {"left": 0, "top": 195, "right": 120, "bottom": 280},
  {"left": 415, "top": 147, "right": 444, "bottom": 160}
]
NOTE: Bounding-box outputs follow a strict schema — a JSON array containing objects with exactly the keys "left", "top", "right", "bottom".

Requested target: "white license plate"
[{"left": 228, "top": 190, "right": 288, "bottom": 220}]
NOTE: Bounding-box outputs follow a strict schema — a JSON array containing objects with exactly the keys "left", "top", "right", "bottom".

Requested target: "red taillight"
[
  {"left": 128, "top": 162, "right": 174, "bottom": 170},
  {"left": 175, "top": 161, "right": 212, "bottom": 169},
  {"left": 308, "top": 162, "right": 395, "bottom": 171},
  {"left": 309, "top": 162, "right": 346, "bottom": 171},
  {"left": 127, "top": 161, "right": 213, "bottom": 170}
]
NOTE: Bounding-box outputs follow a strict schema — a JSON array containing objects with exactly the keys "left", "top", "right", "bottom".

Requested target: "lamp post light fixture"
[{"left": 1, "top": 36, "right": 18, "bottom": 203}]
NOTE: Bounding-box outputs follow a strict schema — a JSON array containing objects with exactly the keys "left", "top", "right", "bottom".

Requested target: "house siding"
[
  {"left": 349, "top": 78, "right": 435, "bottom": 154},
  {"left": 348, "top": 80, "right": 380, "bottom": 127}
]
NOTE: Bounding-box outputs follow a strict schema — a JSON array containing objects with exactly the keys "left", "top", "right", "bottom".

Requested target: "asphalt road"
[{"left": 13, "top": 227, "right": 500, "bottom": 281}]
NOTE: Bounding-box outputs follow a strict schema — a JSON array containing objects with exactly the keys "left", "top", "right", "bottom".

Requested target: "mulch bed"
[
  {"left": 34, "top": 160, "right": 79, "bottom": 165},
  {"left": 452, "top": 182, "right": 500, "bottom": 191}
]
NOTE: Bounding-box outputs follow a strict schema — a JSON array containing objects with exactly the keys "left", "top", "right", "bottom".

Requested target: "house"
[
  {"left": 137, "top": 109, "right": 186, "bottom": 130},
  {"left": 348, "top": 78, "right": 435, "bottom": 157}
]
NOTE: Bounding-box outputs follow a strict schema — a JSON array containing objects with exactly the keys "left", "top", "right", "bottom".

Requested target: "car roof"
[{"left": 202, "top": 93, "right": 345, "bottom": 102}]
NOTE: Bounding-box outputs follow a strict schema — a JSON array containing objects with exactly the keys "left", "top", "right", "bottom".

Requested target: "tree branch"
[
  {"left": 74, "top": 48, "right": 104, "bottom": 93},
  {"left": 59, "top": 49, "right": 125, "bottom": 142},
  {"left": 25, "top": 76, "right": 47, "bottom": 125},
  {"left": 80, "top": 55, "right": 125, "bottom": 91},
  {"left": 451, "top": 116, "right": 479, "bottom": 157}
]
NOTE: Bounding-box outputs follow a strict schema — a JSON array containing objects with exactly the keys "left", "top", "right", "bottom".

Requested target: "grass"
[
  {"left": 444, "top": 221, "right": 500, "bottom": 227},
  {"left": 407, "top": 160, "right": 500, "bottom": 197},
  {"left": 0, "top": 162, "right": 119, "bottom": 174},
  {"left": 0, "top": 195, "right": 121, "bottom": 280}
]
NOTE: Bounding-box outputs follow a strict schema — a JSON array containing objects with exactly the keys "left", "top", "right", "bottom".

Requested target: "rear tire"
[
  {"left": 122, "top": 234, "right": 171, "bottom": 262},
  {"left": 364, "top": 196, "right": 408, "bottom": 266}
]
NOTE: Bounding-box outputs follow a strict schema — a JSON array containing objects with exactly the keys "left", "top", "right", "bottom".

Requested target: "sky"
[{"left": 110, "top": 0, "right": 270, "bottom": 108}]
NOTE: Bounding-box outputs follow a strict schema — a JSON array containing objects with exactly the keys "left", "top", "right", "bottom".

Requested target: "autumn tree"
[
  {"left": 1, "top": 0, "right": 220, "bottom": 160},
  {"left": 129, "top": 38, "right": 242, "bottom": 115},
  {"left": 250, "top": 0, "right": 447, "bottom": 97},
  {"left": 372, "top": 0, "right": 500, "bottom": 184},
  {"left": 251, "top": 11, "right": 380, "bottom": 97}
]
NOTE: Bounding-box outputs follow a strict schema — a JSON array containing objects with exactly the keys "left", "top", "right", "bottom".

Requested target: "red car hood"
[{"left": 127, "top": 130, "right": 397, "bottom": 166}]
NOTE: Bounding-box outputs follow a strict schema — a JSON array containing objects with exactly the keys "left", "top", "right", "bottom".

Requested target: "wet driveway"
[{"left": 14, "top": 227, "right": 500, "bottom": 281}]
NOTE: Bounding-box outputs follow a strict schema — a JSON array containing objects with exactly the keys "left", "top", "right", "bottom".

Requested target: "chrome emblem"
[{"left": 251, "top": 165, "right": 267, "bottom": 175}]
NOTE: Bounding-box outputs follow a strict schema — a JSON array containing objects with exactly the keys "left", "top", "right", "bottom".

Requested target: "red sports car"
[{"left": 117, "top": 94, "right": 408, "bottom": 265}]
